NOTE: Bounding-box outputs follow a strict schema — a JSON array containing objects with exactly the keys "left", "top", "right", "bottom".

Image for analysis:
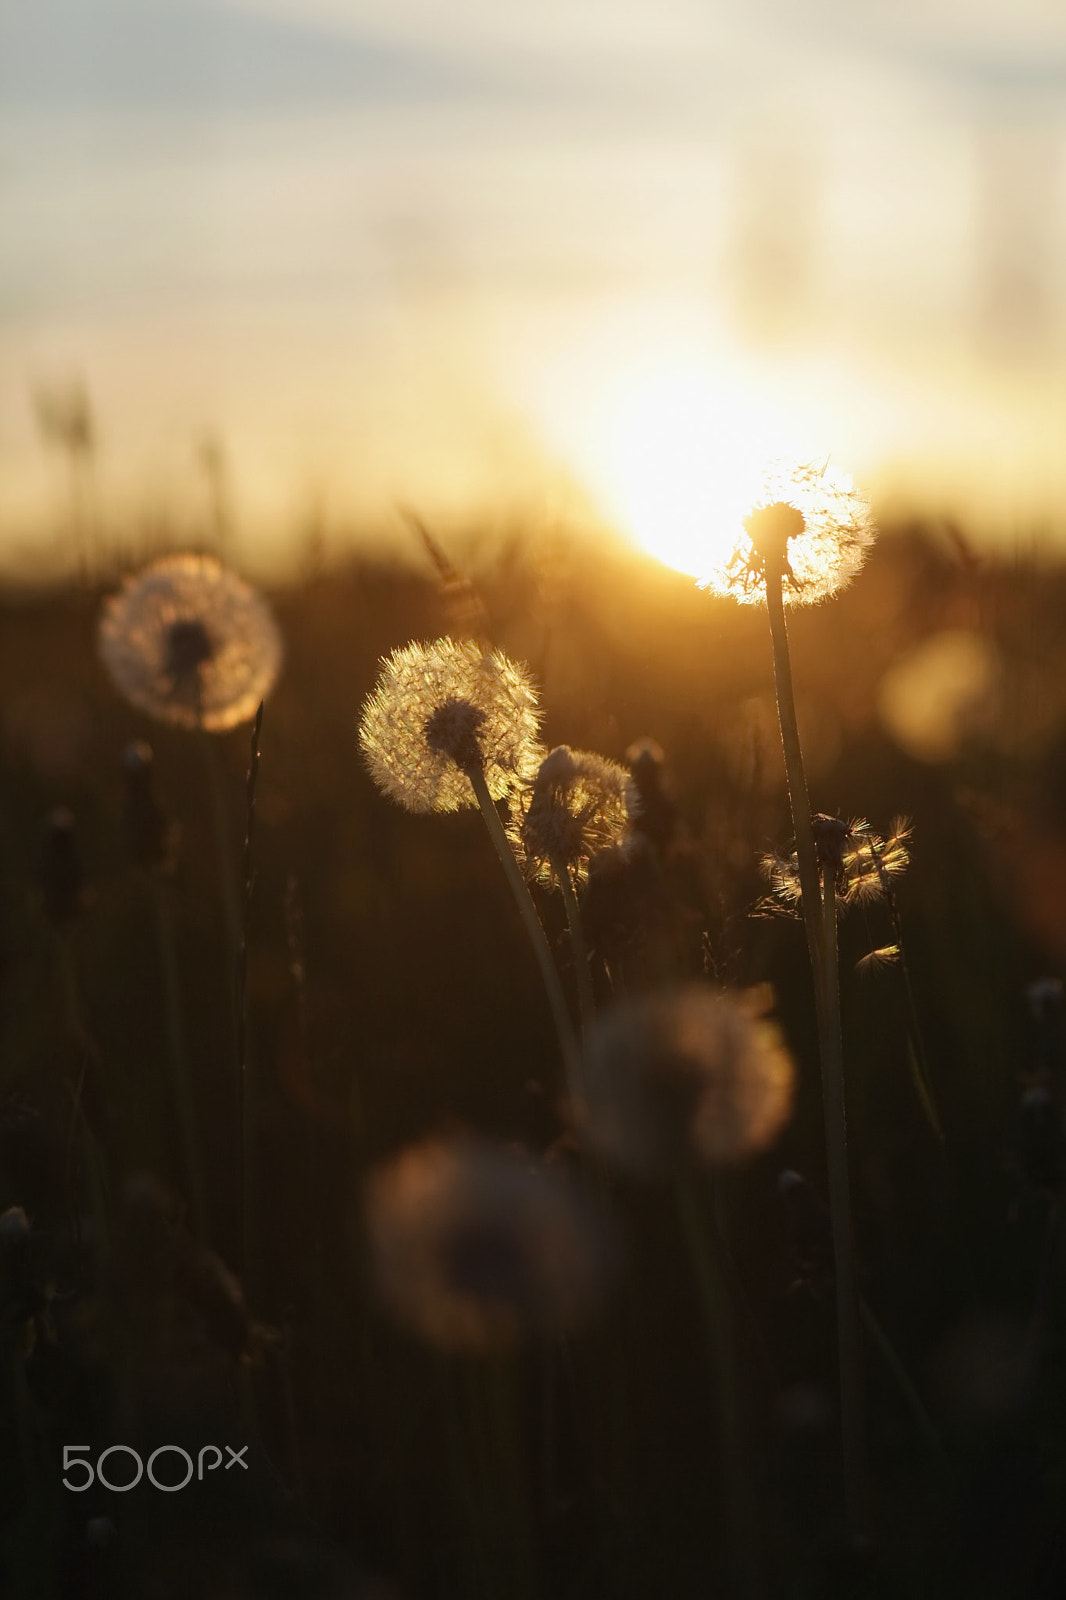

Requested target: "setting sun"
[
  {"left": 586, "top": 364, "right": 807, "bottom": 576},
  {"left": 516, "top": 325, "right": 819, "bottom": 578}
]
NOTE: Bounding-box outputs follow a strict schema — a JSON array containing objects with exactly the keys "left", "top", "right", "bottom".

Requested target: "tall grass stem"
[
  {"left": 763, "top": 574, "right": 825, "bottom": 1001},
  {"left": 237, "top": 703, "right": 264, "bottom": 1299},
  {"left": 151, "top": 876, "right": 211, "bottom": 1241}
]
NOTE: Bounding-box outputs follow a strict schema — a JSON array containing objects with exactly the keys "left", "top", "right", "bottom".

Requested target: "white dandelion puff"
[
  {"left": 358, "top": 637, "right": 542, "bottom": 814},
  {"left": 363, "top": 1135, "right": 616, "bottom": 1352},
  {"left": 514, "top": 745, "right": 636, "bottom": 888},
  {"left": 575, "top": 984, "right": 795, "bottom": 1180},
  {"left": 698, "top": 459, "right": 876, "bottom": 608},
  {"left": 98, "top": 554, "right": 282, "bottom": 732}
]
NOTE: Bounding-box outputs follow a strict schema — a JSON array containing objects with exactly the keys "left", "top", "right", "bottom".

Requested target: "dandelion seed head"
[
  {"left": 576, "top": 985, "right": 795, "bottom": 1179},
  {"left": 761, "top": 817, "right": 911, "bottom": 911},
  {"left": 516, "top": 745, "right": 635, "bottom": 887},
  {"left": 359, "top": 637, "right": 542, "bottom": 814},
  {"left": 98, "top": 554, "right": 282, "bottom": 732},
  {"left": 698, "top": 459, "right": 875, "bottom": 607},
  {"left": 363, "top": 1135, "right": 614, "bottom": 1352}
]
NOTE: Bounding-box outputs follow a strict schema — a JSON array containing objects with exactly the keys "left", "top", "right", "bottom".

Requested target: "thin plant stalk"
[
  {"left": 151, "top": 874, "right": 211, "bottom": 1241},
  {"left": 199, "top": 726, "right": 244, "bottom": 961},
  {"left": 763, "top": 572, "right": 825, "bottom": 1001},
  {"left": 237, "top": 702, "right": 264, "bottom": 1298},
  {"left": 859, "top": 1295, "right": 952, "bottom": 1484},
  {"left": 556, "top": 862, "right": 596, "bottom": 1038},
  {"left": 467, "top": 764, "right": 580, "bottom": 1094},
  {"left": 675, "top": 1173, "right": 762, "bottom": 1600},
  {"left": 763, "top": 566, "right": 867, "bottom": 1528},
  {"left": 56, "top": 929, "right": 110, "bottom": 1268},
  {"left": 820, "top": 857, "right": 868, "bottom": 1529},
  {"left": 867, "top": 833, "right": 944, "bottom": 1143}
]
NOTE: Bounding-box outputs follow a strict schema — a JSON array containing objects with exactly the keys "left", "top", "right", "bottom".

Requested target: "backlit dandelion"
[
  {"left": 98, "top": 554, "right": 282, "bottom": 732},
  {"left": 363, "top": 1135, "right": 615, "bottom": 1352},
  {"left": 698, "top": 459, "right": 875, "bottom": 608},
  {"left": 761, "top": 816, "right": 912, "bottom": 914},
  {"left": 359, "top": 637, "right": 579, "bottom": 1081},
  {"left": 697, "top": 456, "right": 877, "bottom": 1521},
  {"left": 575, "top": 984, "right": 795, "bottom": 1180},
  {"left": 359, "top": 638, "right": 542, "bottom": 814},
  {"left": 515, "top": 745, "right": 635, "bottom": 888}
]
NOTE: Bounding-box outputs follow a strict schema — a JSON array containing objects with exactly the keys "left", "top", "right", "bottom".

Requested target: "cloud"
[{"left": 0, "top": 0, "right": 484, "bottom": 109}]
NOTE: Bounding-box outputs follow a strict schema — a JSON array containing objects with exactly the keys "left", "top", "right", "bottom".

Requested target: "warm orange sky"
[{"left": 3, "top": 1, "right": 1066, "bottom": 579}]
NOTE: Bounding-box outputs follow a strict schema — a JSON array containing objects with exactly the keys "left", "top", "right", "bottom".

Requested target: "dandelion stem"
[
  {"left": 237, "top": 703, "right": 264, "bottom": 1299},
  {"left": 557, "top": 863, "right": 596, "bottom": 1037},
  {"left": 763, "top": 568, "right": 867, "bottom": 1529},
  {"left": 763, "top": 571, "right": 824, "bottom": 999},
  {"left": 820, "top": 857, "right": 869, "bottom": 1530},
  {"left": 468, "top": 765, "right": 580, "bottom": 1095},
  {"left": 199, "top": 728, "right": 244, "bottom": 963},
  {"left": 55, "top": 930, "right": 110, "bottom": 1270}
]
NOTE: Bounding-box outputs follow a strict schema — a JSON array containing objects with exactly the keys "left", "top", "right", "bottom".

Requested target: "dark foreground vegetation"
[{"left": 2, "top": 518, "right": 1066, "bottom": 1598}]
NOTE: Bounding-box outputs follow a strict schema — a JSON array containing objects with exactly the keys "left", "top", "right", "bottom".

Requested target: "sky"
[{"left": 3, "top": 0, "right": 1066, "bottom": 579}]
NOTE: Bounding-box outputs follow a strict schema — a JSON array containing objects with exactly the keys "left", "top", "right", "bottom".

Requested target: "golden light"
[
  {"left": 512, "top": 311, "right": 818, "bottom": 578},
  {"left": 583, "top": 362, "right": 810, "bottom": 576}
]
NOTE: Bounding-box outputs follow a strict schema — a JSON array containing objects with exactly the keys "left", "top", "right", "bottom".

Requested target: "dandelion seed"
[
  {"left": 575, "top": 984, "right": 794, "bottom": 1179},
  {"left": 855, "top": 944, "right": 901, "bottom": 976},
  {"left": 98, "top": 554, "right": 282, "bottom": 732},
  {"left": 363, "top": 1135, "right": 614, "bottom": 1352},
  {"left": 358, "top": 637, "right": 542, "bottom": 814},
  {"left": 515, "top": 745, "right": 635, "bottom": 888},
  {"left": 698, "top": 459, "right": 875, "bottom": 608},
  {"left": 761, "top": 817, "right": 911, "bottom": 912}
]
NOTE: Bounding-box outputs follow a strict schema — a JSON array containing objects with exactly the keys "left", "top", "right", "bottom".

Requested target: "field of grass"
[{"left": 2, "top": 514, "right": 1065, "bottom": 1598}]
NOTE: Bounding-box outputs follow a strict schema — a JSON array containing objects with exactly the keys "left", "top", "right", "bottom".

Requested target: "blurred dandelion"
[
  {"left": 575, "top": 984, "right": 794, "bottom": 1180},
  {"left": 698, "top": 459, "right": 875, "bottom": 608},
  {"left": 516, "top": 745, "right": 635, "bottom": 889},
  {"left": 359, "top": 637, "right": 541, "bottom": 814},
  {"left": 363, "top": 1135, "right": 614, "bottom": 1352},
  {"left": 98, "top": 554, "right": 282, "bottom": 732}
]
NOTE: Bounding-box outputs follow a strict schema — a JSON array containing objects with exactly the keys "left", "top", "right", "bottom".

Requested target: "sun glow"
[
  {"left": 589, "top": 366, "right": 811, "bottom": 576},
  {"left": 520, "top": 331, "right": 816, "bottom": 577}
]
